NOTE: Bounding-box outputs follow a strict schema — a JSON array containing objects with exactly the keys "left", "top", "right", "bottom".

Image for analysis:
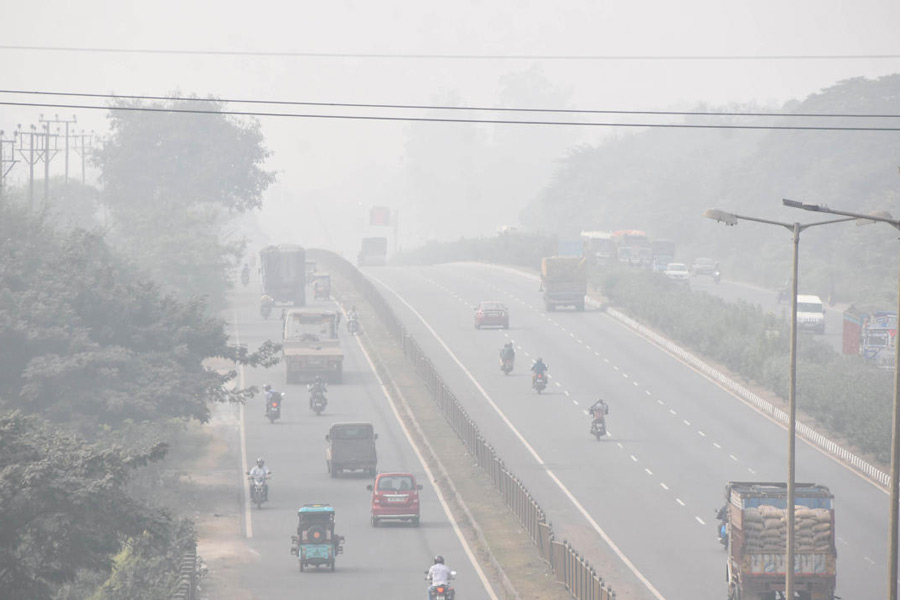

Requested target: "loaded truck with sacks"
[{"left": 722, "top": 481, "right": 836, "bottom": 600}]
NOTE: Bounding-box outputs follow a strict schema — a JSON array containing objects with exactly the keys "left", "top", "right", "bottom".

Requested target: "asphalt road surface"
[
  {"left": 366, "top": 262, "right": 889, "bottom": 600},
  {"left": 226, "top": 279, "right": 496, "bottom": 600}
]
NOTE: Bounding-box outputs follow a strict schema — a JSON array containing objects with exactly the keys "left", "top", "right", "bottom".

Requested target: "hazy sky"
[{"left": 3, "top": 0, "right": 899, "bottom": 253}]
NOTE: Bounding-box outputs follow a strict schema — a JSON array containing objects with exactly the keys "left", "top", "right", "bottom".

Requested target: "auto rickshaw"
[
  {"left": 311, "top": 273, "right": 331, "bottom": 300},
  {"left": 290, "top": 504, "right": 344, "bottom": 571}
]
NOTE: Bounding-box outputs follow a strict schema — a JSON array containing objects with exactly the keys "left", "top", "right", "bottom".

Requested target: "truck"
[
  {"left": 581, "top": 231, "right": 615, "bottom": 266},
  {"left": 260, "top": 244, "right": 306, "bottom": 306},
  {"left": 612, "top": 230, "right": 651, "bottom": 268},
  {"left": 325, "top": 422, "right": 378, "bottom": 478},
  {"left": 282, "top": 308, "right": 343, "bottom": 384},
  {"left": 540, "top": 256, "right": 587, "bottom": 312},
  {"left": 842, "top": 306, "right": 896, "bottom": 368},
  {"left": 723, "top": 481, "right": 836, "bottom": 600},
  {"left": 358, "top": 237, "right": 388, "bottom": 266}
]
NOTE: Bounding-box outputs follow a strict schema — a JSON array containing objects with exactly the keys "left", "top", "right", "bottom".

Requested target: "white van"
[{"left": 796, "top": 294, "right": 826, "bottom": 334}]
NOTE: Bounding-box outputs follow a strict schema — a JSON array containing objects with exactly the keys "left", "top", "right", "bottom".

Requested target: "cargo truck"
[
  {"left": 540, "top": 256, "right": 587, "bottom": 311},
  {"left": 282, "top": 308, "right": 343, "bottom": 384},
  {"left": 723, "top": 481, "right": 836, "bottom": 600},
  {"left": 260, "top": 244, "right": 306, "bottom": 306},
  {"left": 357, "top": 237, "right": 388, "bottom": 266}
]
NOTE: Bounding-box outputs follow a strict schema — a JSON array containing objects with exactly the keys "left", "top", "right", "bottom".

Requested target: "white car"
[{"left": 664, "top": 262, "right": 691, "bottom": 283}]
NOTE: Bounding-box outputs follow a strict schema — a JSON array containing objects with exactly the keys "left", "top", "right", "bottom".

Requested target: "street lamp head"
[{"left": 703, "top": 208, "right": 738, "bottom": 226}]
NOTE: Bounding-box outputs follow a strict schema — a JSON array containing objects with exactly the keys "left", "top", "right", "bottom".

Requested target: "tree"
[
  {"left": 0, "top": 412, "right": 171, "bottom": 600},
  {"left": 0, "top": 206, "right": 280, "bottom": 432},
  {"left": 93, "top": 96, "right": 276, "bottom": 305}
]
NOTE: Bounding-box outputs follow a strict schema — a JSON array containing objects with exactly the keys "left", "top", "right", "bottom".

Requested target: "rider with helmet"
[
  {"left": 308, "top": 375, "right": 328, "bottom": 409},
  {"left": 500, "top": 341, "right": 516, "bottom": 362},
  {"left": 425, "top": 555, "right": 453, "bottom": 600},
  {"left": 263, "top": 384, "right": 278, "bottom": 416},
  {"left": 531, "top": 357, "right": 548, "bottom": 386},
  {"left": 248, "top": 457, "right": 272, "bottom": 500},
  {"left": 589, "top": 398, "right": 609, "bottom": 435}
]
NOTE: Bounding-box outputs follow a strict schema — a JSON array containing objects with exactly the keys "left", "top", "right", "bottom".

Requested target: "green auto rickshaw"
[{"left": 290, "top": 504, "right": 345, "bottom": 571}]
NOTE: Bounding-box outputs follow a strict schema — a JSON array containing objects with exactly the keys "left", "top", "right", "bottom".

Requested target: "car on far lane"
[
  {"left": 691, "top": 257, "right": 718, "bottom": 277},
  {"left": 664, "top": 263, "right": 691, "bottom": 284},
  {"left": 474, "top": 301, "right": 509, "bottom": 329}
]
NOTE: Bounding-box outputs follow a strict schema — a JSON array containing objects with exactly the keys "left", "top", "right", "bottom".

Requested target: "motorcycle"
[
  {"left": 425, "top": 569, "right": 457, "bottom": 600},
  {"left": 266, "top": 392, "right": 283, "bottom": 424},
  {"left": 715, "top": 507, "right": 728, "bottom": 548},
  {"left": 260, "top": 296, "right": 274, "bottom": 319},
  {"left": 241, "top": 265, "right": 250, "bottom": 287},
  {"left": 713, "top": 270, "right": 721, "bottom": 284},
  {"left": 309, "top": 389, "right": 327, "bottom": 415},
  {"left": 532, "top": 371, "right": 548, "bottom": 394},
  {"left": 500, "top": 356, "right": 514, "bottom": 375},
  {"left": 590, "top": 416, "right": 607, "bottom": 440},
  {"left": 248, "top": 473, "right": 269, "bottom": 509},
  {"left": 347, "top": 317, "right": 360, "bottom": 335}
]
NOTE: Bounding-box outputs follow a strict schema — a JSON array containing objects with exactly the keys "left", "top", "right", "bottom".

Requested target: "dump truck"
[
  {"left": 260, "top": 244, "right": 306, "bottom": 306},
  {"left": 357, "top": 237, "right": 388, "bottom": 266},
  {"left": 540, "top": 256, "right": 587, "bottom": 311},
  {"left": 282, "top": 308, "right": 343, "bottom": 384},
  {"left": 723, "top": 481, "right": 836, "bottom": 600}
]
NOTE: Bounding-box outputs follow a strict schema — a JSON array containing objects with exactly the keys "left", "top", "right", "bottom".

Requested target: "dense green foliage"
[
  {"left": 94, "top": 97, "right": 275, "bottom": 306},
  {"left": 524, "top": 74, "right": 900, "bottom": 306},
  {"left": 0, "top": 206, "right": 279, "bottom": 599},
  {"left": 602, "top": 268, "right": 893, "bottom": 462}
]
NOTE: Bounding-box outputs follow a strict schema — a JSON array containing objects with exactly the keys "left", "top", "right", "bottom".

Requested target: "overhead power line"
[
  {"left": 2, "top": 99, "right": 899, "bottom": 132},
  {"left": 1, "top": 44, "right": 899, "bottom": 61},
  {"left": 2, "top": 89, "right": 899, "bottom": 119}
]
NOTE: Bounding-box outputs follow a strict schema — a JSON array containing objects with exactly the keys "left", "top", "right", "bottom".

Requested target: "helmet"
[
  {"left": 263, "top": 384, "right": 271, "bottom": 392},
  {"left": 433, "top": 555, "right": 444, "bottom": 564},
  {"left": 537, "top": 357, "right": 543, "bottom": 362},
  {"left": 256, "top": 457, "right": 265, "bottom": 467},
  {"left": 315, "top": 375, "right": 322, "bottom": 383}
]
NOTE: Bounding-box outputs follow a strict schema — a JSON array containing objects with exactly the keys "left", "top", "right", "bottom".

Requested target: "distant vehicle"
[
  {"left": 367, "top": 472, "right": 422, "bottom": 527},
  {"left": 474, "top": 301, "right": 509, "bottom": 329},
  {"left": 326, "top": 422, "right": 378, "bottom": 478},
  {"left": 796, "top": 294, "right": 826, "bottom": 334},
  {"left": 282, "top": 309, "right": 343, "bottom": 383},
  {"left": 691, "top": 257, "right": 718, "bottom": 277},
  {"left": 358, "top": 237, "right": 388, "bottom": 267},
  {"left": 540, "top": 256, "right": 587, "bottom": 311},
  {"left": 612, "top": 230, "right": 651, "bottom": 268},
  {"left": 580, "top": 231, "right": 615, "bottom": 265},
  {"left": 290, "top": 504, "right": 345, "bottom": 572},
  {"left": 664, "top": 263, "right": 690, "bottom": 283},
  {"left": 650, "top": 239, "right": 676, "bottom": 272},
  {"left": 260, "top": 244, "right": 306, "bottom": 306}
]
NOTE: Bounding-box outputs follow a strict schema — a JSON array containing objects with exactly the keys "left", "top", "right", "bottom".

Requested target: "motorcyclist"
[
  {"left": 590, "top": 398, "right": 609, "bottom": 435},
  {"left": 425, "top": 555, "right": 453, "bottom": 600},
  {"left": 500, "top": 342, "right": 516, "bottom": 363},
  {"left": 263, "top": 384, "right": 279, "bottom": 417},
  {"left": 308, "top": 375, "right": 328, "bottom": 409},
  {"left": 716, "top": 504, "right": 728, "bottom": 544},
  {"left": 248, "top": 457, "right": 272, "bottom": 500},
  {"left": 531, "top": 357, "right": 548, "bottom": 385}
]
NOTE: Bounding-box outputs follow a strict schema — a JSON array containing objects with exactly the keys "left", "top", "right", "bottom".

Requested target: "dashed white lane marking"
[
  {"left": 669, "top": 409, "right": 677, "bottom": 415},
  {"left": 698, "top": 431, "right": 706, "bottom": 437},
  {"left": 696, "top": 516, "right": 706, "bottom": 526},
  {"left": 617, "top": 442, "right": 624, "bottom": 449},
  {"left": 630, "top": 455, "right": 638, "bottom": 462},
  {"left": 555, "top": 381, "right": 562, "bottom": 387},
  {"left": 713, "top": 442, "right": 721, "bottom": 449},
  {"left": 676, "top": 498, "right": 686, "bottom": 506},
  {"left": 597, "top": 352, "right": 603, "bottom": 358},
  {"left": 730, "top": 454, "right": 738, "bottom": 461},
  {"left": 633, "top": 381, "right": 639, "bottom": 386},
  {"left": 613, "top": 365, "right": 619, "bottom": 371},
  {"left": 622, "top": 372, "right": 629, "bottom": 378},
  {"left": 864, "top": 556, "right": 876, "bottom": 566},
  {"left": 748, "top": 468, "right": 756, "bottom": 475},
  {"left": 585, "top": 345, "right": 592, "bottom": 350},
  {"left": 660, "top": 483, "right": 669, "bottom": 490},
  {"left": 645, "top": 390, "right": 652, "bottom": 396},
  {"left": 657, "top": 399, "right": 665, "bottom": 405},
  {"left": 837, "top": 537, "right": 848, "bottom": 546},
  {"left": 566, "top": 392, "right": 572, "bottom": 398},
  {"left": 644, "top": 468, "right": 653, "bottom": 476},
  {"left": 683, "top": 420, "right": 691, "bottom": 426}
]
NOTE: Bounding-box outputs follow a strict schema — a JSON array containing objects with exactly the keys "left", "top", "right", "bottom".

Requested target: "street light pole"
[
  {"left": 783, "top": 198, "right": 900, "bottom": 600},
  {"left": 704, "top": 208, "right": 855, "bottom": 599}
]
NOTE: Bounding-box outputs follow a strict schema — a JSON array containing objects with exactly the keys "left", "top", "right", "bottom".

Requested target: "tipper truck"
[
  {"left": 282, "top": 308, "right": 343, "bottom": 384},
  {"left": 540, "top": 256, "right": 587, "bottom": 311},
  {"left": 723, "top": 481, "right": 836, "bottom": 600}
]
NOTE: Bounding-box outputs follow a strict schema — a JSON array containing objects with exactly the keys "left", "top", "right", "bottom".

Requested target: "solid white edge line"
[
  {"left": 369, "top": 274, "right": 667, "bottom": 600},
  {"left": 348, "top": 309, "right": 501, "bottom": 600},
  {"left": 232, "top": 311, "right": 253, "bottom": 539}
]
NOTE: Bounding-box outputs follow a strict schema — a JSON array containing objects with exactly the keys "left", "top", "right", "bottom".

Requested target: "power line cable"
[
  {"left": 1, "top": 44, "right": 899, "bottom": 61},
  {"left": 2, "top": 99, "right": 899, "bottom": 132},
  {"left": 2, "top": 89, "right": 898, "bottom": 119}
]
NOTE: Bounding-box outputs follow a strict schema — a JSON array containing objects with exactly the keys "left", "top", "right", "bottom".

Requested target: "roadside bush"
[{"left": 602, "top": 267, "right": 892, "bottom": 463}]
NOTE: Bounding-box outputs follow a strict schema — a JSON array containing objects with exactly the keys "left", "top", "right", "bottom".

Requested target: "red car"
[
  {"left": 474, "top": 301, "right": 509, "bottom": 329},
  {"left": 367, "top": 472, "right": 422, "bottom": 527}
]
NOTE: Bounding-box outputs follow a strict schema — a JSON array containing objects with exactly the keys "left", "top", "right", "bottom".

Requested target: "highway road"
[
  {"left": 225, "top": 280, "right": 496, "bottom": 600},
  {"left": 366, "top": 262, "right": 889, "bottom": 600}
]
